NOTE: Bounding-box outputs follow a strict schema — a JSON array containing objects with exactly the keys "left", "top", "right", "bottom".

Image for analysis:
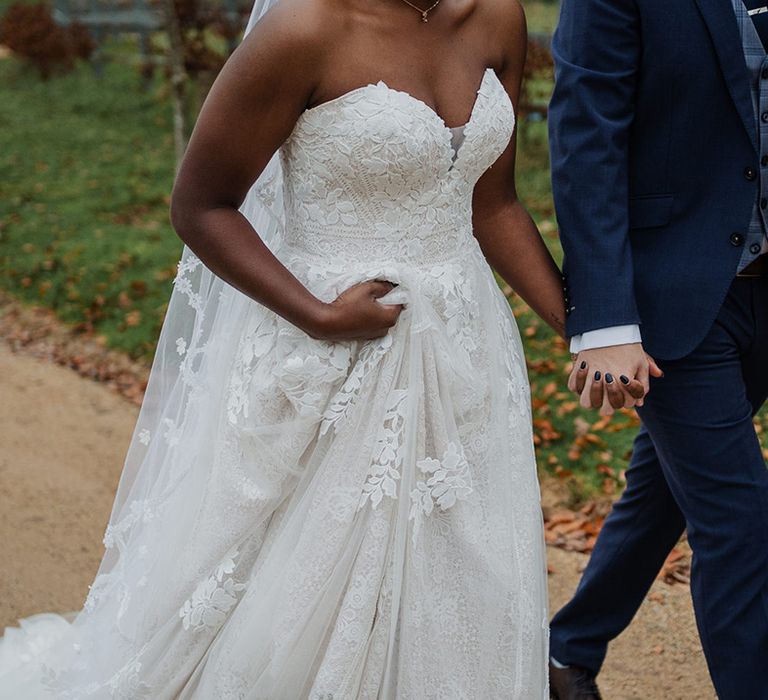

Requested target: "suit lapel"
[{"left": 693, "top": 0, "right": 758, "bottom": 151}]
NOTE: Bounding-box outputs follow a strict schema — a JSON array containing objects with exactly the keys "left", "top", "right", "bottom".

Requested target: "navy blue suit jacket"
[{"left": 549, "top": 0, "right": 759, "bottom": 360}]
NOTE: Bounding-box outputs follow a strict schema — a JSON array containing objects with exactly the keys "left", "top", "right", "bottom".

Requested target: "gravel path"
[{"left": 0, "top": 344, "right": 715, "bottom": 698}]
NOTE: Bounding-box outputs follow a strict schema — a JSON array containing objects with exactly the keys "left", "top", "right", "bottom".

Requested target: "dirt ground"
[{"left": 0, "top": 344, "right": 715, "bottom": 699}]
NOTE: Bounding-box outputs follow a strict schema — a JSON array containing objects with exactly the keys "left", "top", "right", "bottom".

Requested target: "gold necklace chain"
[{"left": 397, "top": 0, "right": 441, "bottom": 22}]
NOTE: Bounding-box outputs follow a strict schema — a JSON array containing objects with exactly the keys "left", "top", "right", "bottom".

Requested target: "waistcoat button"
[{"left": 731, "top": 232, "right": 745, "bottom": 246}]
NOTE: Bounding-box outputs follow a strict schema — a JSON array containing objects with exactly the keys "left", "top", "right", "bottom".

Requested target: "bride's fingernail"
[
  {"left": 605, "top": 373, "right": 614, "bottom": 384},
  {"left": 580, "top": 361, "right": 587, "bottom": 370},
  {"left": 594, "top": 371, "right": 601, "bottom": 381},
  {"left": 620, "top": 375, "right": 630, "bottom": 385}
]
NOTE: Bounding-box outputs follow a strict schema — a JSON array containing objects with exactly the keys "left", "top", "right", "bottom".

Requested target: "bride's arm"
[
  {"left": 470, "top": 0, "right": 566, "bottom": 340},
  {"left": 170, "top": 0, "right": 402, "bottom": 341}
]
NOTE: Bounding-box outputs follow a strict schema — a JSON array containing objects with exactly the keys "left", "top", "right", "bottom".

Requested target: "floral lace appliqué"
[
  {"left": 179, "top": 547, "right": 245, "bottom": 632},
  {"left": 358, "top": 389, "right": 407, "bottom": 509},
  {"left": 321, "top": 334, "right": 394, "bottom": 436},
  {"left": 409, "top": 442, "right": 473, "bottom": 521}
]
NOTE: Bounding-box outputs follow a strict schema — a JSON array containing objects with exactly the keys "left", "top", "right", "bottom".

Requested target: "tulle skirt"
[{"left": 0, "top": 242, "right": 548, "bottom": 699}]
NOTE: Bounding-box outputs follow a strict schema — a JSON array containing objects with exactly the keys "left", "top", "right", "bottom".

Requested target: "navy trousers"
[{"left": 549, "top": 276, "right": 768, "bottom": 700}]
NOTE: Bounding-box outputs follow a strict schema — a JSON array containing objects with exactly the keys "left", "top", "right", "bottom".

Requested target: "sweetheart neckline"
[{"left": 300, "top": 67, "right": 496, "bottom": 133}]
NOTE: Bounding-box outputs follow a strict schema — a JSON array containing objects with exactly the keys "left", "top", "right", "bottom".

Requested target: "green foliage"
[
  {"left": 0, "top": 55, "right": 182, "bottom": 360},
  {"left": 522, "top": 0, "right": 560, "bottom": 34}
]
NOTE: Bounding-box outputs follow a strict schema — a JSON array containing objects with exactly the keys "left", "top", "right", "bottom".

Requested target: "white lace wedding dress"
[{"left": 0, "top": 67, "right": 548, "bottom": 698}]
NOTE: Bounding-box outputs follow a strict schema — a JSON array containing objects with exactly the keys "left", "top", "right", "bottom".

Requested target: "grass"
[
  {"left": 0, "top": 52, "right": 182, "bottom": 360},
  {"left": 522, "top": 0, "right": 559, "bottom": 34}
]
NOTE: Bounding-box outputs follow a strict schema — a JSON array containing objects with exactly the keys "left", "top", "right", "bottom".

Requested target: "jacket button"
[
  {"left": 745, "top": 167, "right": 757, "bottom": 181},
  {"left": 730, "top": 232, "right": 745, "bottom": 246}
]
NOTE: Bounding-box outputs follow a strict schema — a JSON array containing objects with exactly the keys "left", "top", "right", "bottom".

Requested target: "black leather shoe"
[{"left": 549, "top": 661, "right": 603, "bottom": 700}]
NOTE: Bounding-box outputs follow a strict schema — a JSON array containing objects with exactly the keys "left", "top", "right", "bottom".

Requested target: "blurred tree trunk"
[{"left": 160, "top": 0, "right": 188, "bottom": 169}]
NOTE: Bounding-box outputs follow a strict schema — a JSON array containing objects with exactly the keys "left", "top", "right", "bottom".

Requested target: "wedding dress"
[{"left": 0, "top": 67, "right": 548, "bottom": 698}]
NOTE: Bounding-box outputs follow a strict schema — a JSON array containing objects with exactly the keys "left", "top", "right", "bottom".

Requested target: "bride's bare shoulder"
[
  {"left": 239, "top": 0, "right": 349, "bottom": 60},
  {"left": 471, "top": 0, "right": 526, "bottom": 77},
  {"left": 481, "top": 0, "right": 525, "bottom": 26},
  {"left": 217, "top": 0, "right": 351, "bottom": 111},
  {"left": 475, "top": 0, "right": 526, "bottom": 49}
]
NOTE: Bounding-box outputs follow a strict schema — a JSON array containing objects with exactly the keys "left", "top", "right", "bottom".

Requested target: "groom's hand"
[{"left": 568, "top": 343, "right": 663, "bottom": 415}]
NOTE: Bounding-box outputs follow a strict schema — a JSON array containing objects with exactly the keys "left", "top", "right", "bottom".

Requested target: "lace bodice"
[{"left": 278, "top": 68, "right": 515, "bottom": 266}]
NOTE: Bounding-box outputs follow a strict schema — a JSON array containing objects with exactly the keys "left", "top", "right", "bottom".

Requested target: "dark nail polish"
[
  {"left": 605, "top": 373, "right": 614, "bottom": 384},
  {"left": 580, "top": 361, "right": 587, "bottom": 370},
  {"left": 594, "top": 371, "right": 601, "bottom": 381},
  {"left": 620, "top": 375, "right": 630, "bottom": 385}
]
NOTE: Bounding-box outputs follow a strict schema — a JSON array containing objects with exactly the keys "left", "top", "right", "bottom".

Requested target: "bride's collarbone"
[{"left": 302, "top": 0, "right": 506, "bottom": 120}]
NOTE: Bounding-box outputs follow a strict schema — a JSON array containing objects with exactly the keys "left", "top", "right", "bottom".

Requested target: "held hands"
[
  {"left": 568, "top": 343, "right": 664, "bottom": 416},
  {"left": 306, "top": 280, "right": 404, "bottom": 341}
]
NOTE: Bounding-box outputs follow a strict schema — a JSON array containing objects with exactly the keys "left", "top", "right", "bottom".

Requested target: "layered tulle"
[{"left": 0, "top": 243, "right": 548, "bottom": 699}]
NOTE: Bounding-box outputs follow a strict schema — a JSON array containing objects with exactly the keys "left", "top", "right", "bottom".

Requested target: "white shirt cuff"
[{"left": 570, "top": 324, "right": 642, "bottom": 354}]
